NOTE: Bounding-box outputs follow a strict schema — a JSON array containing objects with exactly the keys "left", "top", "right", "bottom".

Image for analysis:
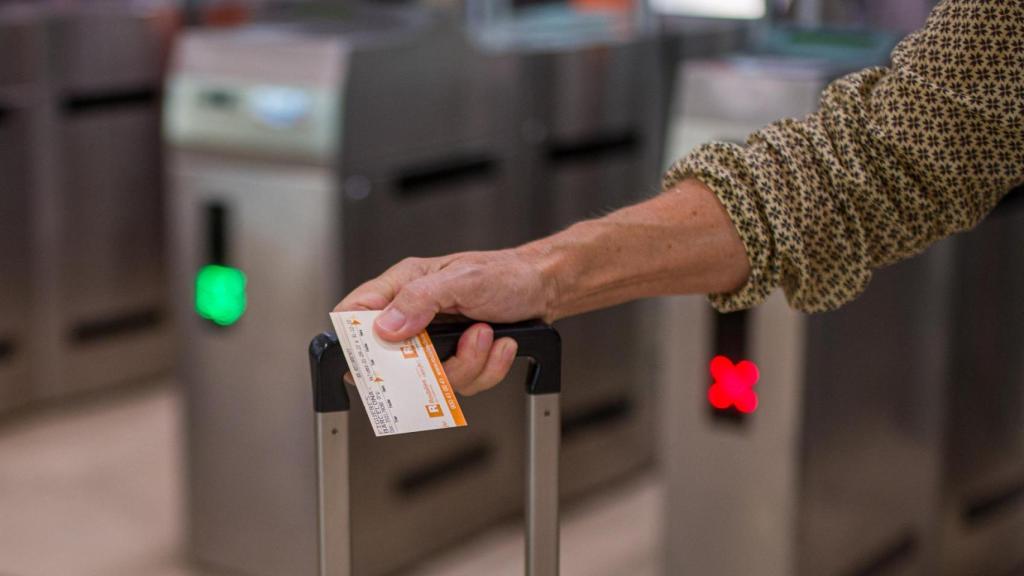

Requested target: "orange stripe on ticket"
[{"left": 416, "top": 332, "right": 467, "bottom": 427}]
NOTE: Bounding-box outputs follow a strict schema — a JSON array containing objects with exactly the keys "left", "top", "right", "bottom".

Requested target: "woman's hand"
[{"left": 335, "top": 247, "right": 556, "bottom": 396}]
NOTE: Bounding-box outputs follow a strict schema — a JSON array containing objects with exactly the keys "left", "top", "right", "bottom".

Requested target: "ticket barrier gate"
[
  {"left": 661, "top": 27, "right": 1024, "bottom": 572},
  {"left": 936, "top": 190, "right": 1024, "bottom": 576},
  {"left": 658, "top": 35, "right": 944, "bottom": 576},
  {"left": 166, "top": 12, "right": 529, "bottom": 576},
  {"left": 0, "top": 3, "right": 170, "bottom": 413},
  {"left": 472, "top": 5, "right": 671, "bottom": 500},
  {"left": 310, "top": 320, "right": 562, "bottom": 576}
]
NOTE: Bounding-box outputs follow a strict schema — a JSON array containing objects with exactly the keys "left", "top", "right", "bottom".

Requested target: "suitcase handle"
[
  {"left": 309, "top": 319, "right": 562, "bottom": 576},
  {"left": 311, "top": 319, "right": 561, "bottom": 413}
]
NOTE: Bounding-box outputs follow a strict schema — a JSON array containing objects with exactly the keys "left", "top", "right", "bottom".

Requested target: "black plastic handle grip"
[{"left": 310, "top": 320, "right": 561, "bottom": 414}]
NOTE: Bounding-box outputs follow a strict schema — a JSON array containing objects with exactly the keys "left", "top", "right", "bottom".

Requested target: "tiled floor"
[{"left": 0, "top": 384, "right": 662, "bottom": 576}]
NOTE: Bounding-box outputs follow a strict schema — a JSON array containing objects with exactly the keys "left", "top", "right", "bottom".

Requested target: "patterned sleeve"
[{"left": 663, "top": 0, "right": 1024, "bottom": 313}]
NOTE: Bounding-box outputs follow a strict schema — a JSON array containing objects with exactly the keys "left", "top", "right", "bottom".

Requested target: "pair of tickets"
[{"left": 329, "top": 311, "right": 466, "bottom": 436}]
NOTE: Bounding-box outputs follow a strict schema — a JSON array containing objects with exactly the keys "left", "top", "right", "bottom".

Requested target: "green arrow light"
[{"left": 195, "top": 264, "right": 248, "bottom": 326}]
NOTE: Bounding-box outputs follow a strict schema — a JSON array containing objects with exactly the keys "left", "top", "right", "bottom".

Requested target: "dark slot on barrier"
[
  {"left": 206, "top": 202, "right": 229, "bottom": 265},
  {"left": 0, "top": 105, "right": 10, "bottom": 125},
  {"left": 992, "top": 184, "right": 1024, "bottom": 219},
  {"left": 70, "top": 308, "right": 163, "bottom": 343},
  {"left": 62, "top": 87, "right": 160, "bottom": 115},
  {"left": 0, "top": 338, "right": 15, "bottom": 363},
  {"left": 842, "top": 532, "right": 918, "bottom": 576},
  {"left": 396, "top": 442, "right": 493, "bottom": 497},
  {"left": 962, "top": 475, "right": 1024, "bottom": 525},
  {"left": 545, "top": 130, "right": 640, "bottom": 164},
  {"left": 561, "top": 397, "right": 632, "bottom": 441},
  {"left": 395, "top": 155, "right": 498, "bottom": 197}
]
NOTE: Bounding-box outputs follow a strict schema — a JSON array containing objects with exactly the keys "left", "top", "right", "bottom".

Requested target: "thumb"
[{"left": 374, "top": 280, "right": 445, "bottom": 341}]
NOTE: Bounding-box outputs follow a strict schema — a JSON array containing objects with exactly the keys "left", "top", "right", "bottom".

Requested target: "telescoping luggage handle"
[{"left": 309, "top": 320, "right": 562, "bottom": 576}]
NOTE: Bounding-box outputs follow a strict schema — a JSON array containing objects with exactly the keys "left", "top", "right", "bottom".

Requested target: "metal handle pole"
[
  {"left": 317, "top": 411, "right": 350, "bottom": 576},
  {"left": 527, "top": 392, "right": 560, "bottom": 576}
]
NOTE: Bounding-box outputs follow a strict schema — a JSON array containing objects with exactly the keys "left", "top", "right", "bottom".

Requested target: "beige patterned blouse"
[{"left": 664, "top": 0, "right": 1024, "bottom": 313}]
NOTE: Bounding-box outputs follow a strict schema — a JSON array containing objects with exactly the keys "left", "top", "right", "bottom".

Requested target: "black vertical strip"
[
  {"left": 714, "top": 309, "right": 749, "bottom": 361},
  {"left": 0, "top": 106, "right": 10, "bottom": 125},
  {"left": 710, "top": 309, "right": 751, "bottom": 425},
  {"left": 0, "top": 338, "right": 15, "bottom": 363},
  {"left": 206, "top": 202, "right": 228, "bottom": 265}
]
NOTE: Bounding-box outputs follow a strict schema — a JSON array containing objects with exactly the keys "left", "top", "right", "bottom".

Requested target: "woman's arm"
[{"left": 670, "top": 0, "right": 1024, "bottom": 312}]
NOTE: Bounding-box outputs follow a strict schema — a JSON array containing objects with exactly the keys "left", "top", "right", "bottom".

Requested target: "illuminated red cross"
[{"left": 708, "top": 355, "right": 760, "bottom": 414}]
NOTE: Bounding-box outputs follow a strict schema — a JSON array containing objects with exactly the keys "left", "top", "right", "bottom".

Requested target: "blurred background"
[{"left": 2, "top": 0, "right": 1023, "bottom": 575}]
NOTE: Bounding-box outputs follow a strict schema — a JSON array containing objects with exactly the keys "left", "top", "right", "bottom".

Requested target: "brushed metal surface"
[
  {"left": 937, "top": 206, "right": 1024, "bottom": 576},
  {"left": 527, "top": 393, "right": 561, "bottom": 576},
  {"left": 0, "top": 104, "right": 33, "bottom": 412},
  {"left": 317, "top": 412, "right": 351, "bottom": 576},
  {"left": 170, "top": 159, "right": 338, "bottom": 576}
]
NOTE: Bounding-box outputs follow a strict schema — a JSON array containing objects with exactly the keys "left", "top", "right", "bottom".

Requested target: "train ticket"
[{"left": 329, "top": 311, "right": 467, "bottom": 436}]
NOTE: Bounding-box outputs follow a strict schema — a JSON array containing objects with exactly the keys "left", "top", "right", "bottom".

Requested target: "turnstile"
[
  {"left": 0, "top": 3, "right": 171, "bottom": 412},
  {"left": 659, "top": 37, "right": 945, "bottom": 576},
  {"left": 166, "top": 13, "right": 529, "bottom": 576},
  {"left": 937, "top": 193, "right": 1024, "bottom": 576},
  {"left": 474, "top": 5, "right": 671, "bottom": 499},
  {"left": 661, "top": 36, "right": 1024, "bottom": 575}
]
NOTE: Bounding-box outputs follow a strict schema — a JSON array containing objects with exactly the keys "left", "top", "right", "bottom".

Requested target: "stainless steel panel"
[
  {"left": 171, "top": 159, "right": 339, "bottom": 576},
  {"left": 514, "top": 35, "right": 668, "bottom": 500},
  {"left": 56, "top": 86, "right": 170, "bottom": 396},
  {"left": 347, "top": 365, "right": 527, "bottom": 575},
  {"left": 799, "top": 240, "right": 954, "bottom": 576},
  {"left": 49, "top": 6, "right": 162, "bottom": 94},
  {"left": 0, "top": 107, "right": 33, "bottom": 412},
  {"left": 0, "top": 7, "right": 40, "bottom": 88},
  {"left": 938, "top": 204, "right": 1024, "bottom": 576}
]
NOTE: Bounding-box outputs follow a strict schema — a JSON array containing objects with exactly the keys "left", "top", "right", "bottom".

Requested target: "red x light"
[{"left": 708, "top": 355, "right": 760, "bottom": 414}]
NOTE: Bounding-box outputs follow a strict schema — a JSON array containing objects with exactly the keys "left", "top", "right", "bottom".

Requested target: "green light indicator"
[{"left": 195, "top": 264, "right": 248, "bottom": 326}]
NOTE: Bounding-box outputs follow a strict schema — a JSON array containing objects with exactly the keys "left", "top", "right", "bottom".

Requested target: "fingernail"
[
  {"left": 475, "top": 327, "right": 493, "bottom": 352},
  {"left": 502, "top": 340, "right": 518, "bottom": 361},
  {"left": 377, "top": 307, "right": 406, "bottom": 332}
]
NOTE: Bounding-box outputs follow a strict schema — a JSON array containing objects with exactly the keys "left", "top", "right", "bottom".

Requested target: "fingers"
[
  {"left": 334, "top": 257, "right": 434, "bottom": 313},
  {"left": 374, "top": 273, "right": 464, "bottom": 341},
  {"left": 442, "top": 323, "right": 518, "bottom": 396}
]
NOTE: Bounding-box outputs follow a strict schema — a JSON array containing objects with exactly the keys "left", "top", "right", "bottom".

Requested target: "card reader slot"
[
  {"left": 561, "top": 396, "right": 633, "bottom": 441},
  {"left": 842, "top": 532, "right": 918, "bottom": 576},
  {"left": 0, "top": 337, "right": 15, "bottom": 363},
  {"left": 546, "top": 130, "right": 640, "bottom": 164},
  {"left": 62, "top": 87, "right": 160, "bottom": 115},
  {"left": 70, "top": 308, "right": 163, "bottom": 343},
  {"left": 205, "top": 201, "right": 229, "bottom": 265},
  {"left": 962, "top": 474, "right": 1024, "bottom": 526},
  {"left": 395, "top": 155, "right": 498, "bottom": 197},
  {"left": 396, "top": 442, "right": 494, "bottom": 497}
]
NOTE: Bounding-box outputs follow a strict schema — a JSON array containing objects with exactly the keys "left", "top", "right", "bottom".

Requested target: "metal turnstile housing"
[
  {"left": 167, "top": 16, "right": 532, "bottom": 576},
  {"left": 0, "top": 4, "right": 171, "bottom": 413}
]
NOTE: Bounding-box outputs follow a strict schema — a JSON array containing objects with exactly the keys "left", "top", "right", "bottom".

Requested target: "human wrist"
[{"left": 512, "top": 231, "right": 578, "bottom": 323}]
